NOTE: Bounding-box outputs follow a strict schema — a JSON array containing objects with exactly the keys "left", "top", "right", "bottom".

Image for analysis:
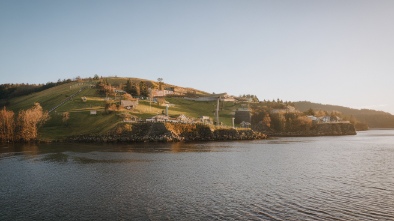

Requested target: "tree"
[
  {"left": 304, "top": 108, "right": 315, "bottom": 116},
  {"left": 139, "top": 81, "right": 149, "bottom": 97},
  {"left": 122, "top": 93, "right": 133, "bottom": 100},
  {"left": 62, "top": 112, "right": 70, "bottom": 126},
  {"left": 124, "top": 79, "right": 138, "bottom": 96},
  {"left": 270, "top": 113, "right": 285, "bottom": 131},
  {"left": 93, "top": 74, "right": 99, "bottom": 80},
  {"left": 15, "top": 103, "right": 49, "bottom": 141},
  {"left": 104, "top": 100, "right": 117, "bottom": 113},
  {"left": 262, "top": 113, "right": 271, "bottom": 128},
  {"left": 0, "top": 107, "right": 15, "bottom": 142},
  {"left": 125, "top": 79, "right": 133, "bottom": 93}
]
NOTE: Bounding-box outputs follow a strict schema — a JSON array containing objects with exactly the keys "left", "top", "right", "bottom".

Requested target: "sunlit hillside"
[{"left": 3, "top": 77, "right": 242, "bottom": 140}]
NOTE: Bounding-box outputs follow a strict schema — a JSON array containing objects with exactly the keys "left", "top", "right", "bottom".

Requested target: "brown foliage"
[
  {"left": 262, "top": 113, "right": 271, "bottom": 128},
  {"left": 15, "top": 103, "right": 49, "bottom": 141},
  {"left": 0, "top": 107, "right": 15, "bottom": 142},
  {"left": 122, "top": 93, "right": 133, "bottom": 100},
  {"left": 62, "top": 112, "right": 70, "bottom": 125}
]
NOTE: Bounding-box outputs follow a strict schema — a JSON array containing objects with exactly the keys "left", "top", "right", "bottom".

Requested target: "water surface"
[{"left": 1, "top": 130, "right": 394, "bottom": 220}]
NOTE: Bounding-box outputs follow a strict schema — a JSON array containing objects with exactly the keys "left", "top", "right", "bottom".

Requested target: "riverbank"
[
  {"left": 65, "top": 122, "right": 267, "bottom": 143},
  {"left": 266, "top": 122, "right": 357, "bottom": 137}
]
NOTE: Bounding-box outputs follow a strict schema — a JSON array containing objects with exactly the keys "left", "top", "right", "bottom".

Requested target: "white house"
[
  {"left": 146, "top": 115, "right": 170, "bottom": 122},
  {"left": 307, "top": 115, "right": 318, "bottom": 121},
  {"left": 320, "top": 116, "right": 331, "bottom": 123},
  {"left": 240, "top": 121, "right": 251, "bottom": 128},
  {"left": 176, "top": 114, "right": 190, "bottom": 123}
]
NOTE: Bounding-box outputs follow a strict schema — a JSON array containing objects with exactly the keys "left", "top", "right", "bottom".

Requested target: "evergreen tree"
[{"left": 139, "top": 81, "right": 149, "bottom": 97}]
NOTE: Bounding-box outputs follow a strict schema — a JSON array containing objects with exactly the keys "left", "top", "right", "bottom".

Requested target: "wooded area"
[{"left": 0, "top": 103, "right": 49, "bottom": 142}]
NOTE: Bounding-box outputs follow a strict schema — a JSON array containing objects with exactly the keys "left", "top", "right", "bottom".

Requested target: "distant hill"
[{"left": 294, "top": 101, "right": 394, "bottom": 128}]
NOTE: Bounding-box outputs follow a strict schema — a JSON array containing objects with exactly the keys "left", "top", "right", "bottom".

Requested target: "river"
[{"left": 1, "top": 130, "right": 394, "bottom": 220}]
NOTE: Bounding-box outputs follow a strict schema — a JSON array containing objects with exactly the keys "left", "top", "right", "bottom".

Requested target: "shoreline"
[{"left": 3, "top": 122, "right": 361, "bottom": 144}]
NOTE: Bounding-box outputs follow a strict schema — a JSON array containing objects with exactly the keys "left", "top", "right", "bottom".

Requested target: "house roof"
[{"left": 121, "top": 100, "right": 137, "bottom": 107}]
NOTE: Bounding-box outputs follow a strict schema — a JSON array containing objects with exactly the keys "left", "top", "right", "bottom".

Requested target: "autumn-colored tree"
[
  {"left": 122, "top": 93, "right": 133, "bottom": 100},
  {"left": 270, "top": 113, "right": 285, "bottom": 131},
  {"left": 314, "top": 110, "right": 328, "bottom": 117},
  {"left": 15, "top": 103, "right": 49, "bottom": 141},
  {"left": 262, "top": 113, "right": 271, "bottom": 128},
  {"left": 293, "top": 116, "right": 312, "bottom": 131},
  {"left": 104, "top": 101, "right": 118, "bottom": 113},
  {"left": 304, "top": 108, "right": 315, "bottom": 116},
  {"left": 62, "top": 112, "right": 70, "bottom": 126},
  {"left": 0, "top": 107, "right": 15, "bottom": 142}
]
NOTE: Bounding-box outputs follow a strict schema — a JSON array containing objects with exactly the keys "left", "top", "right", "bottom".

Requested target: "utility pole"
[
  {"left": 216, "top": 97, "right": 220, "bottom": 126},
  {"left": 165, "top": 105, "right": 169, "bottom": 116},
  {"left": 148, "top": 88, "right": 152, "bottom": 112}
]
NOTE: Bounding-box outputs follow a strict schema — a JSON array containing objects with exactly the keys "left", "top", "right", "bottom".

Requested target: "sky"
[{"left": 1, "top": 0, "right": 394, "bottom": 114}]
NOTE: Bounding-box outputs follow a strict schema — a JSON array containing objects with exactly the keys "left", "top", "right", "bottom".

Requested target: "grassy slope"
[
  {"left": 9, "top": 82, "right": 83, "bottom": 112},
  {"left": 6, "top": 78, "right": 241, "bottom": 140}
]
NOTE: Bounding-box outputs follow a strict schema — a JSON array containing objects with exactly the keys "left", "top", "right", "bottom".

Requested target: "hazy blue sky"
[{"left": 1, "top": 0, "right": 394, "bottom": 114}]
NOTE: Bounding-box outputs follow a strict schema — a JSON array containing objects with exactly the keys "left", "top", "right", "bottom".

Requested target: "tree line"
[
  {"left": 251, "top": 106, "right": 313, "bottom": 133},
  {"left": 96, "top": 78, "right": 152, "bottom": 98},
  {"left": 250, "top": 100, "right": 368, "bottom": 132},
  {"left": 0, "top": 103, "right": 49, "bottom": 142},
  {"left": 294, "top": 101, "right": 385, "bottom": 129}
]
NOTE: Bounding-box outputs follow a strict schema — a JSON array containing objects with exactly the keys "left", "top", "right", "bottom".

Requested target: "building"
[
  {"left": 307, "top": 115, "right": 318, "bottom": 122},
  {"left": 115, "top": 90, "right": 126, "bottom": 94},
  {"left": 121, "top": 99, "right": 139, "bottom": 110},
  {"left": 176, "top": 114, "right": 190, "bottom": 123},
  {"left": 240, "top": 121, "right": 251, "bottom": 128},
  {"left": 146, "top": 115, "right": 170, "bottom": 122},
  {"left": 270, "top": 106, "right": 297, "bottom": 114},
  {"left": 184, "top": 93, "right": 229, "bottom": 102},
  {"left": 234, "top": 108, "right": 251, "bottom": 124},
  {"left": 199, "top": 116, "right": 212, "bottom": 124},
  {"left": 151, "top": 89, "right": 174, "bottom": 97}
]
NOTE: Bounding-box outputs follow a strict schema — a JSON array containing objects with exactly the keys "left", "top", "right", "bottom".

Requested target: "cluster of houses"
[
  {"left": 306, "top": 115, "right": 344, "bottom": 124},
  {"left": 145, "top": 114, "right": 213, "bottom": 124}
]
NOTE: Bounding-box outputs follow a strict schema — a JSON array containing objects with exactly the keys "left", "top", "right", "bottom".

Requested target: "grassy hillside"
[
  {"left": 294, "top": 101, "right": 394, "bottom": 128},
  {"left": 3, "top": 77, "right": 241, "bottom": 140}
]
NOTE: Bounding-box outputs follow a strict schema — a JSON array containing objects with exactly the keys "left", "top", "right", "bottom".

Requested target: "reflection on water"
[
  {"left": 40, "top": 152, "right": 69, "bottom": 163},
  {"left": 1, "top": 130, "right": 394, "bottom": 220}
]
